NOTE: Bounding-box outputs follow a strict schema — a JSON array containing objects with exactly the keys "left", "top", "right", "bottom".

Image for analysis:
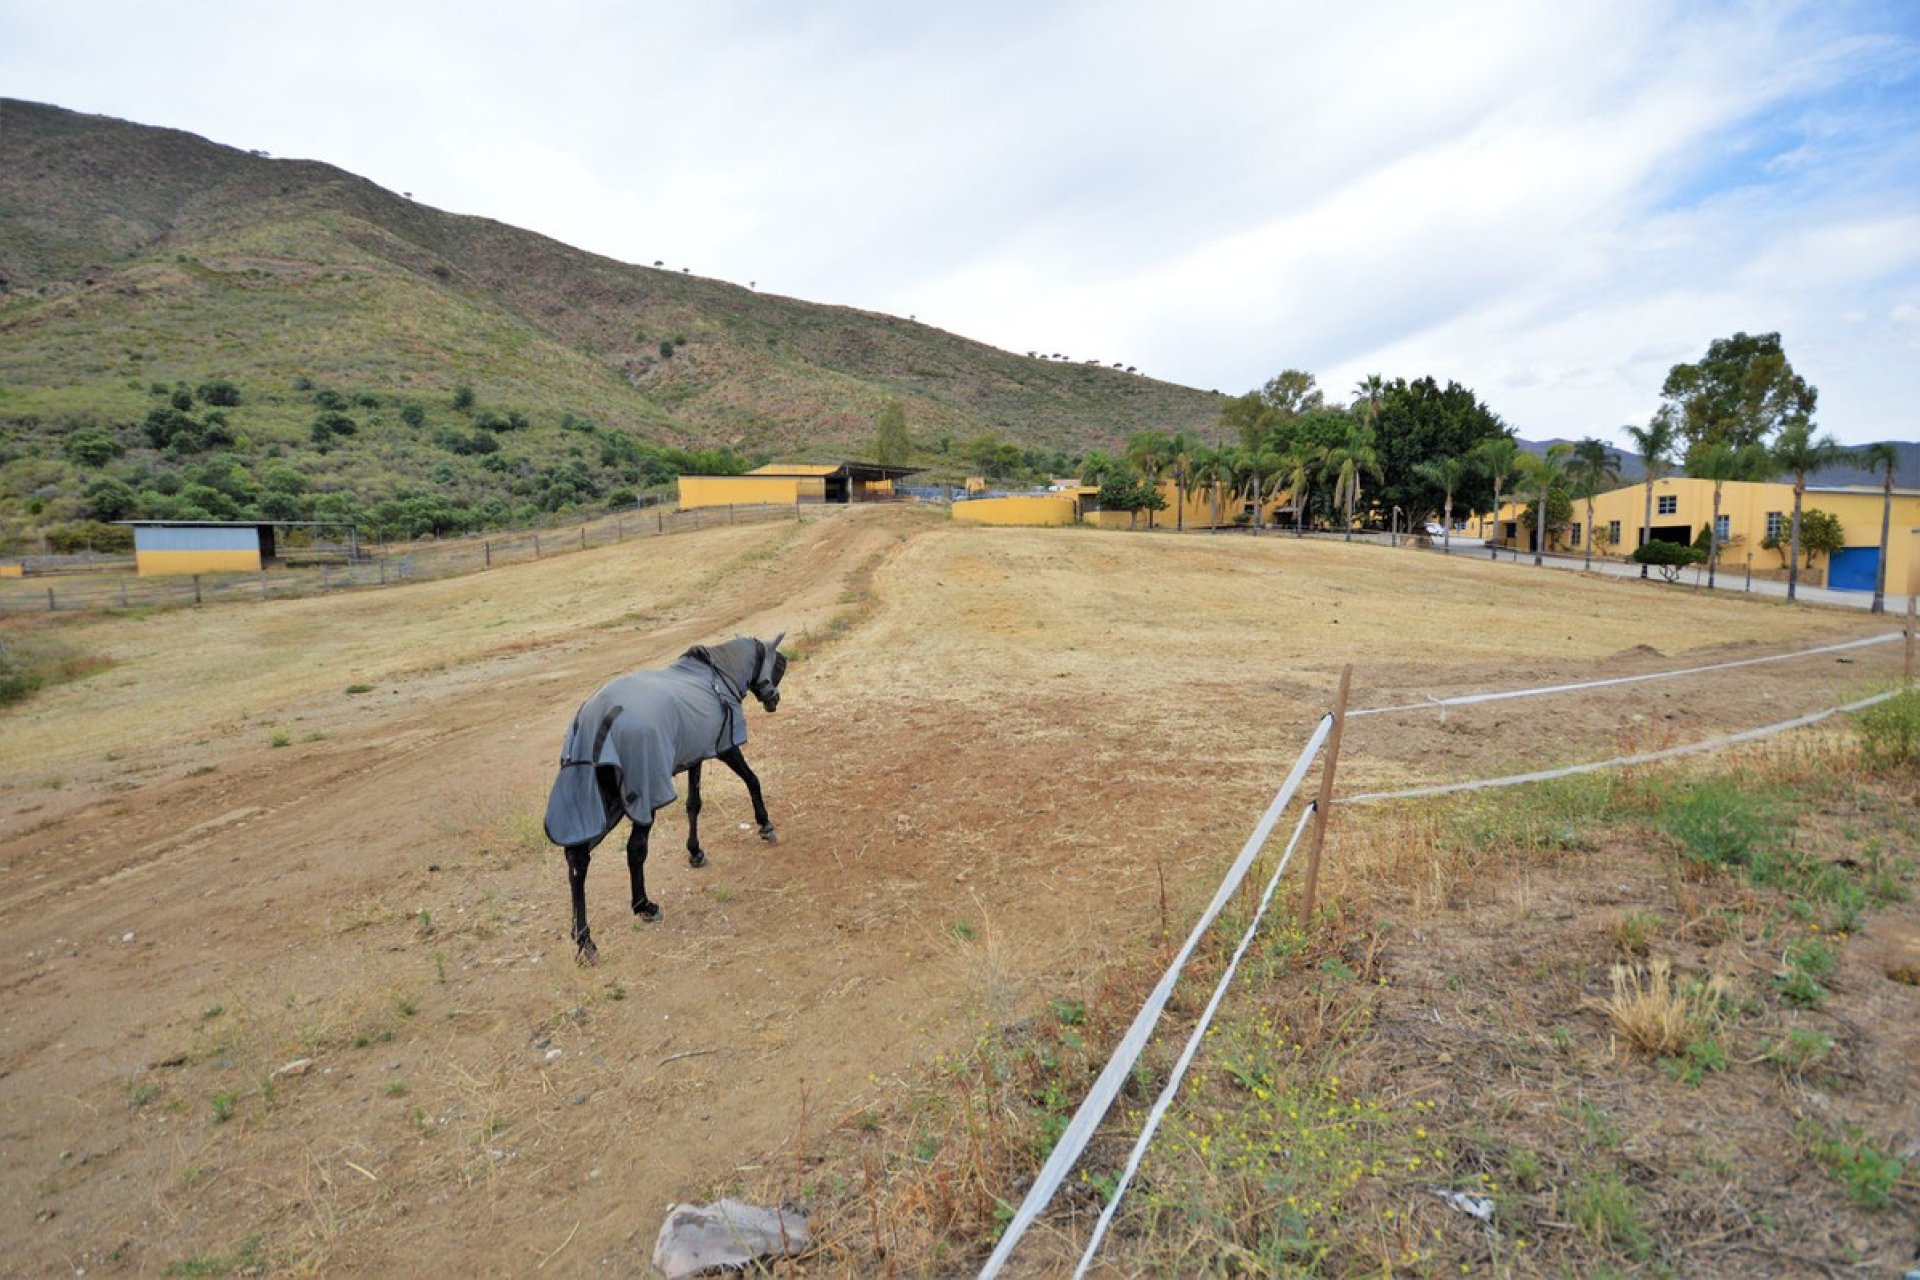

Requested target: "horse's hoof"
[
  {"left": 634, "top": 899, "right": 661, "bottom": 922},
  {"left": 688, "top": 849, "right": 708, "bottom": 869},
  {"left": 759, "top": 824, "right": 778, "bottom": 845},
  {"left": 575, "top": 937, "right": 598, "bottom": 965}
]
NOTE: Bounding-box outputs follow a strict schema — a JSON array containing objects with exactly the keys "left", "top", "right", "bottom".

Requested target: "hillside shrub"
[
  {"left": 170, "top": 387, "right": 194, "bottom": 412},
  {"left": 659, "top": 340, "right": 675, "bottom": 359},
  {"left": 64, "top": 428, "right": 124, "bottom": 467},
  {"left": 196, "top": 378, "right": 241, "bottom": 406},
  {"left": 311, "top": 388, "right": 349, "bottom": 411},
  {"left": 398, "top": 402, "right": 426, "bottom": 429},
  {"left": 452, "top": 384, "right": 475, "bottom": 412},
  {"left": 82, "top": 477, "right": 139, "bottom": 521}
]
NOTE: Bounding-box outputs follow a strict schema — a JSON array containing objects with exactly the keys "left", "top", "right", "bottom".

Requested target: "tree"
[
  {"left": 1412, "top": 455, "right": 1470, "bottom": 553},
  {"left": 874, "top": 399, "right": 910, "bottom": 466},
  {"left": 1325, "top": 423, "right": 1382, "bottom": 541},
  {"left": 82, "top": 476, "right": 139, "bottom": 521},
  {"left": 64, "top": 428, "right": 123, "bottom": 467},
  {"left": 1625, "top": 409, "right": 1681, "bottom": 579},
  {"left": 1352, "top": 374, "right": 1387, "bottom": 433},
  {"left": 1568, "top": 437, "right": 1620, "bottom": 571},
  {"left": 1686, "top": 441, "right": 1769, "bottom": 589},
  {"left": 1277, "top": 446, "right": 1323, "bottom": 537},
  {"left": 1125, "top": 431, "right": 1171, "bottom": 530},
  {"left": 1192, "top": 444, "right": 1236, "bottom": 533},
  {"left": 1367, "top": 377, "right": 1508, "bottom": 539},
  {"left": 1633, "top": 539, "right": 1707, "bottom": 582},
  {"left": 1855, "top": 442, "right": 1901, "bottom": 614},
  {"left": 1518, "top": 443, "right": 1572, "bottom": 565},
  {"left": 1169, "top": 432, "right": 1206, "bottom": 532},
  {"left": 1469, "top": 436, "right": 1522, "bottom": 559},
  {"left": 1261, "top": 369, "right": 1324, "bottom": 417},
  {"left": 1660, "top": 331, "right": 1816, "bottom": 452},
  {"left": 1771, "top": 423, "right": 1847, "bottom": 601}
]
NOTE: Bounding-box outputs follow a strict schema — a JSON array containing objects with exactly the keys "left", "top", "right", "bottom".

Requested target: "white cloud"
[{"left": 1, "top": 0, "right": 1915, "bottom": 443}]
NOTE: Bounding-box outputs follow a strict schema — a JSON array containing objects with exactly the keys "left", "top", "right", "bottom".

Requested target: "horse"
[{"left": 542, "top": 633, "right": 788, "bottom": 962}]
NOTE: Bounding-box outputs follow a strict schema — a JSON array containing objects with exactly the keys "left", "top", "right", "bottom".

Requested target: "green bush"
[
  {"left": 451, "top": 383, "right": 475, "bottom": 412},
  {"left": 1632, "top": 539, "right": 1706, "bottom": 581},
  {"left": 64, "top": 428, "right": 124, "bottom": 466},
  {"left": 1855, "top": 690, "right": 1920, "bottom": 770},
  {"left": 1662, "top": 780, "right": 1774, "bottom": 870},
  {"left": 195, "top": 378, "right": 241, "bottom": 406}
]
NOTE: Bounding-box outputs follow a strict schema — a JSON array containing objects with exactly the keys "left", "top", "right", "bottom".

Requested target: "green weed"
[
  {"left": 1800, "top": 1123, "right": 1906, "bottom": 1208},
  {"left": 1854, "top": 689, "right": 1920, "bottom": 769},
  {"left": 1565, "top": 1169, "right": 1652, "bottom": 1259}
]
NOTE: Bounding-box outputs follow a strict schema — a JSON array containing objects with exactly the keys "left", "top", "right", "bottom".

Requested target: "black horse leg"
[
  {"left": 627, "top": 821, "right": 661, "bottom": 921},
  {"left": 565, "top": 842, "right": 598, "bottom": 963},
  {"left": 685, "top": 760, "right": 707, "bottom": 868},
  {"left": 717, "top": 746, "right": 776, "bottom": 843}
]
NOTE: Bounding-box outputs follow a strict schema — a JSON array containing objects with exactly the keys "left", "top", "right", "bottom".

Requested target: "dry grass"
[{"left": 1598, "top": 958, "right": 1730, "bottom": 1056}]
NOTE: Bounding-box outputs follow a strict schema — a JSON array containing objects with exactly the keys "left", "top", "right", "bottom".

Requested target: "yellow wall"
[
  {"left": 135, "top": 548, "right": 261, "bottom": 576},
  {"left": 952, "top": 495, "right": 1080, "bottom": 526},
  {"left": 0, "top": 563, "right": 22, "bottom": 577},
  {"left": 677, "top": 475, "right": 817, "bottom": 509},
  {"left": 1469, "top": 479, "right": 1920, "bottom": 592}
]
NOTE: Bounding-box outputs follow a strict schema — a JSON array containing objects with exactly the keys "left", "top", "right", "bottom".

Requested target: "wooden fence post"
[
  {"left": 484, "top": 540, "right": 491, "bottom": 568},
  {"left": 580, "top": 525, "right": 587, "bottom": 551},
  {"left": 119, "top": 578, "right": 128, "bottom": 608},
  {"left": 534, "top": 534, "right": 541, "bottom": 558},
  {"left": 192, "top": 575, "right": 202, "bottom": 605},
  {"left": 1896, "top": 594, "right": 1912, "bottom": 687},
  {"left": 1297, "top": 664, "right": 1352, "bottom": 929},
  {"left": 46, "top": 586, "right": 56, "bottom": 612}
]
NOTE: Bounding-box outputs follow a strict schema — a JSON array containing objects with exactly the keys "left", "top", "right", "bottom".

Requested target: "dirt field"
[{"left": 0, "top": 508, "right": 1902, "bottom": 1275}]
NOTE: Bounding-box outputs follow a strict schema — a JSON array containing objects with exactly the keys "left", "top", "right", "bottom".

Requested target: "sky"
[{"left": 3, "top": 0, "right": 1917, "bottom": 447}]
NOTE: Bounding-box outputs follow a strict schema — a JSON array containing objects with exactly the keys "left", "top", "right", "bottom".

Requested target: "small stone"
[
  {"left": 121, "top": 932, "right": 134, "bottom": 944},
  {"left": 652, "top": 1200, "right": 810, "bottom": 1279},
  {"left": 545, "top": 1048, "right": 563, "bottom": 1062}
]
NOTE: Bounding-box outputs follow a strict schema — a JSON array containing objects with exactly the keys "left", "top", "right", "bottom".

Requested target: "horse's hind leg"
[
  {"left": 627, "top": 821, "right": 661, "bottom": 922},
  {"left": 718, "top": 746, "right": 776, "bottom": 843},
  {"left": 565, "top": 843, "right": 598, "bottom": 964},
  {"left": 684, "top": 760, "right": 707, "bottom": 868}
]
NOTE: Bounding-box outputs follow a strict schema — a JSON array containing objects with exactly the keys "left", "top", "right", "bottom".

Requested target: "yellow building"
[
  {"left": 124, "top": 521, "right": 272, "bottom": 575},
  {"left": 677, "top": 461, "right": 918, "bottom": 511},
  {"left": 952, "top": 494, "right": 1081, "bottom": 526},
  {"left": 1467, "top": 478, "right": 1920, "bottom": 593}
]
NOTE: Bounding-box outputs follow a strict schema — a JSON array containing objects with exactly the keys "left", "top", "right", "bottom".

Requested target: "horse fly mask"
[{"left": 543, "top": 633, "right": 786, "bottom": 961}]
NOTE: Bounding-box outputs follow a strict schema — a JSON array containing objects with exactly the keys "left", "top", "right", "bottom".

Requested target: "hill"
[{"left": 0, "top": 99, "right": 1223, "bottom": 547}]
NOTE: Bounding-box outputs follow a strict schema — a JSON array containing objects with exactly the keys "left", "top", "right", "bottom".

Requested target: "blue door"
[{"left": 1829, "top": 547, "right": 1879, "bottom": 592}]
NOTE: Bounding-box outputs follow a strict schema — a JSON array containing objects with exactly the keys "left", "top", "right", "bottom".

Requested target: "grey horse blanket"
[{"left": 543, "top": 637, "right": 774, "bottom": 847}]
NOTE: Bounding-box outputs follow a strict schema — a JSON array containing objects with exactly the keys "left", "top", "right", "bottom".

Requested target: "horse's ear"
[{"left": 769, "top": 631, "right": 786, "bottom": 652}]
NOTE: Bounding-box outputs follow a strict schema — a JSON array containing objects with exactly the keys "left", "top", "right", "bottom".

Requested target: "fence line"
[
  {"left": 979, "top": 713, "right": 1335, "bottom": 1278},
  {"left": 0, "top": 503, "right": 802, "bottom": 613},
  {"left": 1073, "top": 805, "right": 1319, "bottom": 1276},
  {"left": 1346, "top": 688, "right": 1897, "bottom": 806},
  {"left": 1350, "top": 632, "right": 1902, "bottom": 718}
]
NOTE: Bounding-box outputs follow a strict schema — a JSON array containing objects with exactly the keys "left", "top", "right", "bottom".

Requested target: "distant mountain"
[{"left": 0, "top": 99, "right": 1222, "bottom": 543}]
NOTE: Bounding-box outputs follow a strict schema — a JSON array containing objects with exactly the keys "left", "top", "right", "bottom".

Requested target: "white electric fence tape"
[
  {"left": 977, "top": 713, "right": 1336, "bottom": 1279},
  {"left": 1349, "top": 632, "right": 1899, "bottom": 719},
  {"left": 1347, "top": 689, "right": 1898, "bottom": 805},
  {"left": 1073, "top": 805, "right": 1319, "bottom": 1277}
]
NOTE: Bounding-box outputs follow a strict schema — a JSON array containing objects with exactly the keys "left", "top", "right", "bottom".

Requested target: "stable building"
[
  {"left": 676, "top": 461, "right": 920, "bottom": 511},
  {"left": 123, "top": 521, "right": 278, "bottom": 576}
]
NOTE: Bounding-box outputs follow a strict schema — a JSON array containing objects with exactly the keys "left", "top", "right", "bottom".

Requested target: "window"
[
  {"left": 1714, "top": 514, "right": 1730, "bottom": 541},
  {"left": 1608, "top": 519, "right": 1622, "bottom": 545},
  {"left": 1570, "top": 522, "right": 1582, "bottom": 547},
  {"left": 1657, "top": 495, "right": 1678, "bottom": 516},
  {"left": 1766, "top": 511, "right": 1784, "bottom": 540}
]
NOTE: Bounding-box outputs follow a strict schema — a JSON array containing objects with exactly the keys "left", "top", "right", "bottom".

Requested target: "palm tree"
[
  {"left": 1352, "top": 374, "right": 1387, "bottom": 432},
  {"left": 1772, "top": 424, "right": 1848, "bottom": 601},
  {"left": 1469, "top": 436, "right": 1521, "bottom": 559},
  {"left": 1568, "top": 437, "right": 1620, "bottom": 571},
  {"left": 1192, "top": 444, "right": 1236, "bottom": 534},
  {"left": 1519, "top": 443, "right": 1572, "bottom": 566},
  {"left": 1235, "top": 446, "right": 1277, "bottom": 533},
  {"left": 1167, "top": 431, "right": 1199, "bottom": 533},
  {"left": 1326, "top": 424, "right": 1382, "bottom": 542},
  {"left": 1686, "top": 441, "right": 1769, "bottom": 590},
  {"left": 1278, "top": 446, "right": 1325, "bottom": 537},
  {"left": 1625, "top": 410, "right": 1681, "bottom": 579},
  {"left": 1856, "top": 442, "right": 1901, "bottom": 614},
  {"left": 1412, "top": 455, "right": 1470, "bottom": 554},
  {"left": 1126, "top": 430, "right": 1170, "bottom": 531}
]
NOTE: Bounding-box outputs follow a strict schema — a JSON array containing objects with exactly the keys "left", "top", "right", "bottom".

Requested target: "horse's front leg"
[
  {"left": 717, "top": 746, "right": 776, "bottom": 843},
  {"left": 627, "top": 821, "right": 661, "bottom": 922},
  {"left": 565, "top": 843, "right": 598, "bottom": 964},
  {"left": 685, "top": 760, "right": 707, "bottom": 868}
]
